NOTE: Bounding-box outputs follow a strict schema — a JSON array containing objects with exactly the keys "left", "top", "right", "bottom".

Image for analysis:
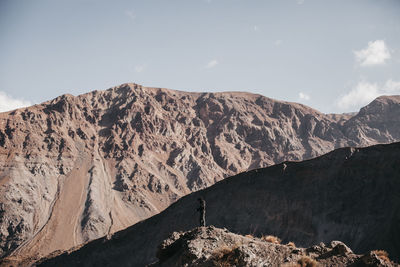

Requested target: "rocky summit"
[
  {"left": 1, "top": 83, "right": 400, "bottom": 264},
  {"left": 33, "top": 142, "right": 400, "bottom": 267},
  {"left": 151, "top": 226, "right": 398, "bottom": 267}
]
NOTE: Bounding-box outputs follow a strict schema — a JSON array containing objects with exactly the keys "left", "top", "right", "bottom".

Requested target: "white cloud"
[
  {"left": 354, "top": 40, "right": 391, "bottom": 66},
  {"left": 384, "top": 79, "right": 400, "bottom": 93},
  {"left": 337, "top": 79, "right": 400, "bottom": 110},
  {"left": 125, "top": 10, "right": 136, "bottom": 20},
  {"left": 298, "top": 92, "right": 310, "bottom": 101},
  {"left": 296, "top": 0, "right": 305, "bottom": 4},
  {"left": 134, "top": 65, "right": 145, "bottom": 73},
  {"left": 253, "top": 25, "right": 259, "bottom": 32},
  {"left": 337, "top": 82, "right": 378, "bottom": 110},
  {"left": 205, "top": 59, "right": 218, "bottom": 69},
  {"left": 274, "top": 40, "right": 282, "bottom": 46},
  {"left": 0, "top": 91, "right": 32, "bottom": 113}
]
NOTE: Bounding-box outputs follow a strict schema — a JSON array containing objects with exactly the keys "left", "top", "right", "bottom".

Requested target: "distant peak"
[{"left": 374, "top": 95, "right": 400, "bottom": 102}]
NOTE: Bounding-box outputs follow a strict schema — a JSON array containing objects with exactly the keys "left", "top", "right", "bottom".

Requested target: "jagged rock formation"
[
  {"left": 32, "top": 142, "right": 400, "bottom": 266},
  {"left": 1, "top": 83, "right": 400, "bottom": 262},
  {"left": 151, "top": 226, "right": 398, "bottom": 266}
]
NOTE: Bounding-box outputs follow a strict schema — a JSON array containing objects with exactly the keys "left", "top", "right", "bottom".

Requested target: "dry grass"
[
  {"left": 245, "top": 234, "right": 253, "bottom": 238},
  {"left": 372, "top": 250, "right": 390, "bottom": 263},
  {"left": 212, "top": 245, "right": 242, "bottom": 267},
  {"left": 281, "top": 257, "right": 318, "bottom": 267},
  {"left": 261, "top": 235, "right": 281, "bottom": 244},
  {"left": 287, "top": 241, "right": 296, "bottom": 248},
  {"left": 297, "top": 256, "right": 319, "bottom": 267},
  {"left": 213, "top": 245, "right": 237, "bottom": 259}
]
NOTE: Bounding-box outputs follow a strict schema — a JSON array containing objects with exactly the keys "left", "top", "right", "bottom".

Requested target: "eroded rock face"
[
  {"left": 0, "top": 83, "right": 400, "bottom": 262},
  {"left": 151, "top": 227, "right": 398, "bottom": 267},
  {"left": 32, "top": 142, "right": 400, "bottom": 267}
]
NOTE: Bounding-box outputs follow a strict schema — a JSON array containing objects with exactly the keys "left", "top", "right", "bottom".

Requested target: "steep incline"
[
  {"left": 35, "top": 142, "right": 400, "bottom": 266},
  {"left": 0, "top": 83, "right": 400, "bottom": 262}
]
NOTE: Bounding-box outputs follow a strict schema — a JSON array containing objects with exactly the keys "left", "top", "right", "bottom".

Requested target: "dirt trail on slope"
[
  {"left": 9, "top": 151, "right": 92, "bottom": 261},
  {"left": 2, "top": 84, "right": 400, "bottom": 265}
]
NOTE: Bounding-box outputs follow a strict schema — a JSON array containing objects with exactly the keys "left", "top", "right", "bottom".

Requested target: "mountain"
[
  {"left": 32, "top": 142, "right": 400, "bottom": 266},
  {"left": 0, "top": 83, "right": 400, "bottom": 263}
]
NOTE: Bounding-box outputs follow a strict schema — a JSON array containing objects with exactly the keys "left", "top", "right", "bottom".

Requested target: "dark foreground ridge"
[
  {"left": 151, "top": 226, "right": 398, "bottom": 266},
  {"left": 32, "top": 141, "right": 400, "bottom": 266}
]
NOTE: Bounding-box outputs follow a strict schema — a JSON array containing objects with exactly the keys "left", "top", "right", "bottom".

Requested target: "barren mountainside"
[
  {"left": 0, "top": 83, "right": 400, "bottom": 263},
  {"left": 35, "top": 142, "right": 400, "bottom": 266}
]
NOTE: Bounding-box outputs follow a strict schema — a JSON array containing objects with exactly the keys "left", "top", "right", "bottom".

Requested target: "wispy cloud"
[
  {"left": 354, "top": 40, "right": 391, "bottom": 66},
  {"left": 125, "top": 10, "right": 136, "bottom": 20},
  {"left": 298, "top": 92, "right": 310, "bottom": 101},
  {"left": 253, "top": 25, "right": 259, "bottom": 32},
  {"left": 296, "top": 0, "right": 305, "bottom": 4},
  {"left": 0, "top": 91, "right": 32, "bottom": 113},
  {"left": 274, "top": 40, "right": 283, "bottom": 46},
  {"left": 337, "top": 79, "right": 400, "bottom": 110},
  {"left": 205, "top": 59, "right": 218, "bottom": 69}
]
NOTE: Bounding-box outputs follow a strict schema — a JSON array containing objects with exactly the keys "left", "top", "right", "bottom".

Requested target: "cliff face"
[
  {"left": 0, "top": 83, "right": 399, "bottom": 262},
  {"left": 33, "top": 142, "right": 400, "bottom": 266}
]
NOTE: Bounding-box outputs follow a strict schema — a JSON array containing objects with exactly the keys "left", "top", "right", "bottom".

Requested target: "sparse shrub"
[
  {"left": 287, "top": 241, "right": 296, "bottom": 248},
  {"left": 212, "top": 245, "right": 243, "bottom": 267},
  {"left": 372, "top": 250, "right": 390, "bottom": 263},
  {"left": 261, "top": 235, "right": 281, "bottom": 244},
  {"left": 213, "top": 246, "right": 237, "bottom": 259},
  {"left": 297, "top": 256, "right": 318, "bottom": 267}
]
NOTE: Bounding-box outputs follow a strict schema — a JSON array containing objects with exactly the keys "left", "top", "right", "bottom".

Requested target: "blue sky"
[{"left": 1, "top": 0, "right": 399, "bottom": 113}]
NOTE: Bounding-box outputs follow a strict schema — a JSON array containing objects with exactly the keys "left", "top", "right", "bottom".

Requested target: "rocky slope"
[
  {"left": 1, "top": 83, "right": 400, "bottom": 262},
  {"left": 32, "top": 142, "right": 400, "bottom": 266},
  {"left": 151, "top": 226, "right": 397, "bottom": 266}
]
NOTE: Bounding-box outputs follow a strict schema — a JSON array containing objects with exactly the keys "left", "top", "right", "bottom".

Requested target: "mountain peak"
[{"left": 150, "top": 226, "right": 397, "bottom": 267}]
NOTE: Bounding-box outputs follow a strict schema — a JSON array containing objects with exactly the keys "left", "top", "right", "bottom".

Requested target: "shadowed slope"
[
  {"left": 36, "top": 142, "right": 400, "bottom": 266},
  {"left": 1, "top": 83, "right": 400, "bottom": 263},
  {"left": 1, "top": 83, "right": 400, "bottom": 262}
]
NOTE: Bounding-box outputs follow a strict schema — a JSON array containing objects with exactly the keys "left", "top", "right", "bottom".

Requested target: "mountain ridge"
[
  {"left": 150, "top": 226, "right": 397, "bottom": 266},
  {"left": 32, "top": 141, "right": 400, "bottom": 266},
  {"left": 1, "top": 83, "right": 400, "bottom": 263}
]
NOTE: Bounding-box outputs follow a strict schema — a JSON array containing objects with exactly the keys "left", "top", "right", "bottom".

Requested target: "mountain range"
[{"left": 0, "top": 83, "right": 399, "bottom": 264}]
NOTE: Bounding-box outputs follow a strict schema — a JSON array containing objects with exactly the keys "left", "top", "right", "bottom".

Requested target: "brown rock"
[
  {"left": 1, "top": 83, "right": 400, "bottom": 263},
  {"left": 151, "top": 227, "right": 398, "bottom": 266}
]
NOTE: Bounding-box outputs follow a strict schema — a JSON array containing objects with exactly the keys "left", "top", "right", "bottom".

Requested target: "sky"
[{"left": 1, "top": 0, "right": 400, "bottom": 113}]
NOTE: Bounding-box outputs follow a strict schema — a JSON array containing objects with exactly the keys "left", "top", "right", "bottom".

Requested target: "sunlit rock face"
[{"left": 1, "top": 83, "right": 399, "bottom": 263}]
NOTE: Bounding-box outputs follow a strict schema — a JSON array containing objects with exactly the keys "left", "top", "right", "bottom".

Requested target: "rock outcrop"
[
  {"left": 151, "top": 226, "right": 398, "bottom": 266},
  {"left": 1, "top": 83, "right": 400, "bottom": 262},
  {"left": 33, "top": 142, "right": 400, "bottom": 266}
]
